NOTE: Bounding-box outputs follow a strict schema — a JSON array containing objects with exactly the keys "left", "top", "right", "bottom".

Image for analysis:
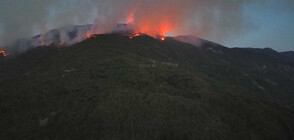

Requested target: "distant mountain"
[
  {"left": 282, "top": 51, "right": 294, "bottom": 63},
  {"left": 282, "top": 51, "right": 294, "bottom": 57},
  {"left": 175, "top": 35, "right": 294, "bottom": 65},
  {"left": 7, "top": 24, "right": 293, "bottom": 56},
  {"left": 30, "top": 23, "right": 133, "bottom": 47},
  {"left": 1, "top": 34, "right": 294, "bottom": 139},
  {"left": 6, "top": 24, "right": 136, "bottom": 53},
  {"left": 31, "top": 24, "right": 93, "bottom": 47},
  {"left": 173, "top": 35, "right": 227, "bottom": 53},
  {"left": 5, "top": 24, "right": 93, "bottom": 53},
  {"left": 173, "top": 35, "right": 201, "bottom": 46}
]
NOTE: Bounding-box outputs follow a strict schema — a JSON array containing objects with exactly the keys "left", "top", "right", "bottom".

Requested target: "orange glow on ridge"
[
  {"left": 86, "top": 32, "right": 93, "bottom": 39},
  {"left": 129, "top": 32, "right": 142, "bottom": 39},
  {"left": 131, "top": 17, "right": 172, "bottom": 38},
  {"left": 0, "top": 49, "right": 9, "bottom": 56}
]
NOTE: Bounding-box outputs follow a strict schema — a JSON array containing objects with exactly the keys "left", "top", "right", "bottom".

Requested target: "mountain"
[
  {"left": 6, "top": 24, "right": 134, "bottom": 53},
  {"left": 31, "top": 24, "right": 93, "bottom": 46},
  {"left": 1, "top": 34, "right": 294, "bottom": 139},
  {"left": 173, "top": 35, "right": 202, "bottom": 46},
  {"left": 282, "top": 51, "right": 294, "bottom": 63}
]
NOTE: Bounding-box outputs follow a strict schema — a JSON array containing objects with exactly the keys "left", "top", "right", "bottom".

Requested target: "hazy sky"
[
  {"left": 224, "top": 0, "right": 294, "bottom": 52},
  {"left": 0, "top": 0, "right": 293, "bottom": 52}
]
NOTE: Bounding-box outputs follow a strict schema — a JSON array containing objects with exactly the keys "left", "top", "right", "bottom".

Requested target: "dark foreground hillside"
[{"left": 0, "top": 34, "right": 294, "bottom": 140}]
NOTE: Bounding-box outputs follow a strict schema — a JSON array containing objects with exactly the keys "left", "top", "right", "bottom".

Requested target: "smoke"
[
  {"left": 0, "top": 0, "right": 54, "bottom": 45},
  {"left": 1, "top": 0, "right": 291, "bottom": 48},
  {"left": 0, "top": 0, "right": 96, "bottom": 46},
  {"left": 88, "top": 0, "right": 257, "bottom": 40}
]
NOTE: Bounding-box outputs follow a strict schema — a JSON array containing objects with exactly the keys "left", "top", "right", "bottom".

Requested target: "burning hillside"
[
  {"left": 1, "top": 1, "right": 212, "bottom": 52},
  {"left": 0, "top": 49, "right": 9, "bottom": 57},
  {"left": 1, "top": 0, "right": 279, "bottom": 54},
  {"left": 7, "top": 22, "right": 167, "bottom": 53},
  {"left": 27, "top": 10, "right": 174, "bottom": 48},
  {"left": 129, "top": 33, "right": 142, "bottom": 39},
  {"left": 1, "top": 2, "right": 243, "bottom": 54}
]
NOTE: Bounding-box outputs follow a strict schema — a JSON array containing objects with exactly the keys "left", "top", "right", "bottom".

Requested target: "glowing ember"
[
  {"left": 129, "top": 33, "right": 142, "bottom": 39},
  {"left": 161, "top": 37, "right": 165, "bottom": 41},
  {"left": 0, "top": 49, "right": 9, "bottom": 56},
  {"left": 86, "top": 32, "right": 93, "bottom": 39}
]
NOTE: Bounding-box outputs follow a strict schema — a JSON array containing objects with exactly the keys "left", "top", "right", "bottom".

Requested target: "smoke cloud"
[{"left": 0, "top": 0, "right": 292, "bottom": 47}]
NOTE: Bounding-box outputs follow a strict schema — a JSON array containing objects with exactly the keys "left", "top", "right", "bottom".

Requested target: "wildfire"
[
  {"left": 86, "top": 32, "right": 94, "bottom": 39},
  {"left": 0, "top": 49, "right": 9, "bottom": 57},
  {"left": 78, "top": 11, "right": 171, "bottom": 42},
  {"left": 129, "top": 33, "right": 142, "bottom": 39},
  {"left": 128, "top": 32, "right": 166, "bottom": 41},
  {"left": 125, "top": 12, "right": 134, "bottom": 24}
]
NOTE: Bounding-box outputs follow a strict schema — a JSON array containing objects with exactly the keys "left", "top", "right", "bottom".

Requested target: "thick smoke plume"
[{"left": 0, "top": 0, "right": 292, "bottom": 49}]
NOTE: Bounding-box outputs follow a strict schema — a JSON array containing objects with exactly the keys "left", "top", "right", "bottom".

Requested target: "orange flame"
[
  {"left": 82, "top": 11, "right": 172, "bottom": 41},
  {"left": 86, "top": 32, "right": 93, "bottom": 39},
  {"left": 126, "top": 12, "right": 171, "bottom": 38},
  {"left": 0, "top": 49, "right": 9, "bottom": 56},
  {"left": 129, "top": 32, "right": 142, "bottom": 39}
]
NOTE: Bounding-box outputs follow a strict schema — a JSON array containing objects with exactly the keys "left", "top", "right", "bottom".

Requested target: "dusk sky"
[
  {"left": 0, "top": 0, "right": 293, "bottom": 52},
  {"left": 224, "top": 0, "right": 294, "bottom": 52}
]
